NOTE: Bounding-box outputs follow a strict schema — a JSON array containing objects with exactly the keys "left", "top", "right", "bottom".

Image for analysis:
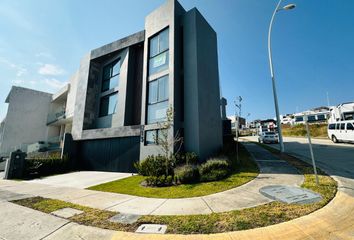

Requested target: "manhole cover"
[
  {"left": 109, "top": 213, "right": 141, "bottom": 224},
  {"left": 260, "top": 185, "right": 322, "bottom": 204},
  {"left": 136, "top": 224, "right": 167, "bottom": 234},
  {"left": 51, "top": 208, "right": 84, "bottom": 218}
]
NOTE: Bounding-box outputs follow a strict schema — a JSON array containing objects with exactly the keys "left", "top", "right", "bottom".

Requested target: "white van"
[{"left": 328, "top": 121, "right": 354, "bottom": 143}]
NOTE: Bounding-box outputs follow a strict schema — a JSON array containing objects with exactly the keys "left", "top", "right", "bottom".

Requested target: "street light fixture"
[{"left": 268, "top": 0, "right": 296, "bottom": 153}]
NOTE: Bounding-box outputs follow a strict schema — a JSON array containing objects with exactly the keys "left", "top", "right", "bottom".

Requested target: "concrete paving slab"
[
  {"left": 28, "top": 171, "right": 132, "bottom": 189},
  {"left": 51, "top": 207, "right": 84, "bottom": 218},
  {"left": 41, "top": 187, "right": 98, "bottom": 201},
  {"left": 0, "top": 201, "right": 68, "bottom": 240},
  {"left": 107, "top": 197, "right": 167, "bottom": 215},
  {"left": 260, "top": 185, "right": 322, "bottom": 204},
  {"left": 203, "top": 188, "right": 272, "bottom": 212},
  {"left": 150, "top": 197, "right": 212, "bottom": 215},
  {"left": 43, "top": 222, "right": 115, "bottom": 240},
  {"left": 109, "top": 213, "right": 141, "bottom": 224},
  {"left": 68, "top": 192, "right": 137, "bottom": 209},
  {"left": 0, "top": 189, "right": 33, "bottom": 202}
]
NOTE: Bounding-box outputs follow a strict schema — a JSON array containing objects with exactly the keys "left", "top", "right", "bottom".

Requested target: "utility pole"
[
  {"left": 234, "top": 96, "right": 242, "bottom": 164},
  {"left": 304, "top": 114, "right": 319, "bottom": 185}
]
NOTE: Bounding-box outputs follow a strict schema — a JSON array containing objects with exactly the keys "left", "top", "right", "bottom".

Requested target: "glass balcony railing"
[{"left": 47, "top": 110, "right": 66, "bottom": 125}]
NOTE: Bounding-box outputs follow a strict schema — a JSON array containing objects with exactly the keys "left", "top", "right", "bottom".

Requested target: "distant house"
[{"left": 0, "top": 87, "right": 52, "bottom": 156}]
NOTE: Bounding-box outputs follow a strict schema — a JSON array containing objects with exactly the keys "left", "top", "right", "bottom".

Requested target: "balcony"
[{"left": 47, "top": 110, "right": 66, "bottom": 125}]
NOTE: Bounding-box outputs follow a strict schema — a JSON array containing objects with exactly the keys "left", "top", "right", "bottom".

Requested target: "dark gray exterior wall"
[
  {"left": 139, "top": 0, "right": 186, "bottom": 160},
  {"left": 72, "top": 31, "right": 145, "bottom": 141},
  {"left": 183, "top": 8, "right": 223, "bottom": 160}
]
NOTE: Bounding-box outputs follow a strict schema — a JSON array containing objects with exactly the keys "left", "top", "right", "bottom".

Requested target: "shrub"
[
  {"left": 174, "top": 152, "right": 198, "bottom": 166},
  {"left": 199, "top": 158, "right": 231, "bottom": 182},
  {"left": 25, "top": 154, "right": 70, "bottom": 178},
  {"left": 145, "top": 175, "right": 173, "bottom": 187},
  {"left": 134, "top": 155, "right": 173, "bottom": 177},
  {"left": 174, "top": 165, "right": 200, "bottom": 184}
]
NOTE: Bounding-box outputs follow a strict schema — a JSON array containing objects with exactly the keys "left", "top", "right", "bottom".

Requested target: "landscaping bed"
[
  {"left": 87, "top": 143, "right": 259, "bottom": 198},
  {"left": 12, "top": 144, "right": 337, "bottom": 234}
]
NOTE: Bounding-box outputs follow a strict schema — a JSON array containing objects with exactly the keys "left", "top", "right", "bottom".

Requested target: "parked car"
[
  {"left": 258, "top": 131, "right": 279, "bottom": 144},
  {"left": 328, "top": 121, "right": 354, "bottom": 143}
]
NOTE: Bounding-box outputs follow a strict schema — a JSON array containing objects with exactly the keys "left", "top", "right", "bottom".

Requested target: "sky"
[{"left": 0, "top": 0, "right": 354, "bottom": 122}]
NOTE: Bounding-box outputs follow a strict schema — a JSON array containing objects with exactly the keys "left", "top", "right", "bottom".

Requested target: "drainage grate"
[{"left": 135, "top": 224, "right": 167, "bottom": 234}]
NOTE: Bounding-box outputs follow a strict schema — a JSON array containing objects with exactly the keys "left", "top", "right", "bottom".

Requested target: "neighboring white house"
[{"left": 0, "top": 87, "right": 53, "bottom": 156}]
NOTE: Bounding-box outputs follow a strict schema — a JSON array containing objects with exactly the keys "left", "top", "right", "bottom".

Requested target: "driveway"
[{"left": 27, "top": 171, "right": 132, "bottom": 189}]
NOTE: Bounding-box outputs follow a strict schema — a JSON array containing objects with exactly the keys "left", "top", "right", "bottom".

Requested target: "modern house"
[{"left": 0, "top": 0, "right": 223, "bottom": 172}]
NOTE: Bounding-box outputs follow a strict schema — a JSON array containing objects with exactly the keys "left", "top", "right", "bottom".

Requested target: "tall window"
[
  {"left": 149, "top": 28, "right": 169, "bottom": 75},
  {"left": 102, "top": 59, "right": 120, "bottom": 92},
  {"left": 147, "top": 75, "right": 169, "bottom": 124},
  {"left": 99, "top": 59, "right": 120, "bottom": 117}
]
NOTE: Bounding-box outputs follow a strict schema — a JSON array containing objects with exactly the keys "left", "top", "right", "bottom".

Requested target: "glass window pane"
[
  {"left": 101, "top": 80, "right": 110, "bottom": 92},
  {"left": 145, "top": 130, "right": 156, "bottom": 145},
  {"left": 99, "top": 97, "right": 109, "bottom": 117},
  {"left": 112, "top": 60, "right": 120, "bottom": 76},
  {"left": 147, "top": 100, "right": 168, "bottom": 124},
  {"left": 109, "top": 75, "right": 119, "bottom": 89},
  {"left": 340, "top": 123, "right": 345, "bottom": 130},
  {"left": 159, "top": 29, "right": 169, "bottom": 52},
  {"left": 149, "top": 51, "right": 169, "bottom": 75},
  {"left": 158, "top": 76, "right": 168, "bottom": 101},
  {"left": 148, "top": 80, "right": 158, "bottom": 104},
  {"left": 108, "top": 94, "right": 118, "bottom": 115},
  {"left": 150, "top": 36, "right": 159, "bottom": 57},
  {"left": 347, "top": 123, "right": 354, "bottom": 130}
]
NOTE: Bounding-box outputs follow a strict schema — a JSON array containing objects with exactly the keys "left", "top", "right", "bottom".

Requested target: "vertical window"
[
  {"left": 99, "top": 93, "right": 118, "bottom": 117},
  {"left": 102, "top": 59, "right": 120, "bottom": 92},
  {"left": 145, "top": 129, "right": 168, "bottom": 145},
  {"left": 147, "top": 75, "right": 169, "bottom": 124},
  {"left": 99, "top": 59, "right": 120, "bottom": 117},
  {"left": 149, "top": 28, "right": 169, "bottom": 75}
]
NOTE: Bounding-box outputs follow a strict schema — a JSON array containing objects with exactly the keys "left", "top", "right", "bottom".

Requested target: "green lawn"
[
  {"left": 88, "top": 143, "right": 259, "bottom": 198},
  {"left": 13, "top": 146, "right": 337, "bottom": 234}
]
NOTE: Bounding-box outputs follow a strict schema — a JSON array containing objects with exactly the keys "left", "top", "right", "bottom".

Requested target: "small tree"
[{"left": 156, "top": 106, "right": 183, "bottom": 176}]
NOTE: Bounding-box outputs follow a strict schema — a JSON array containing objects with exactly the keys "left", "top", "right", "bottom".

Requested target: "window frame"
[
  {"left": 101, "top": 58, "right": 121, "bottom": 92},
  {"left": 148, "top": 28, "right": 169, "bottom": 75},
  {"left": 147, "top": 75, "right": 169, "bottom": 124},
  {"left": 145, "top": 129, "right": 167, "bottom": 145},
  {"left": 99, "top": 92, "right": 118, "bottom": 117}
]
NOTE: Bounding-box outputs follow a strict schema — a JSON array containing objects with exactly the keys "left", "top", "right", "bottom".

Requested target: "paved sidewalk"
[
  {"left": 0, "top": 201, "right": 116, "bottom": 240},
  {"left": 0, "top": 143, "right": 303, "bottom": 215},
  {"left": 28, "top": 171, "right": 132, "bottom": 189}
]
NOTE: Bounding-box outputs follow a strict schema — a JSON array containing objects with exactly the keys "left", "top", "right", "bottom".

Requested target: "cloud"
[
  {"left": 38, "top": 64, "right": 65, "bottom": 76},
  {"left": 35, "top": 52, "right": 55, "bottom": 60},
  {"left": 44, "top": 78, "right": 67, "bottom": 89},
  {"left": 0, "top": 57, "right": 28, "bottom": 77}
]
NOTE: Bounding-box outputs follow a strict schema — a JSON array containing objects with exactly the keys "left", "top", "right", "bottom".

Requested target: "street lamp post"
[{"left": 268, "top": 0, "right": 296, "bottom": 153}]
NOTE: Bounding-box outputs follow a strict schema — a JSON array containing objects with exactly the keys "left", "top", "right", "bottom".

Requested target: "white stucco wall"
[{"left": 0, "top": 87, "right": 52, "bottom": 156}]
